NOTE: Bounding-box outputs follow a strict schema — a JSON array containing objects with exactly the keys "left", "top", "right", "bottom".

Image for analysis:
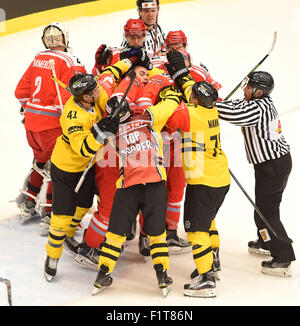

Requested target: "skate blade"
[
  {"left": 161, "top": 286, "right": 170, "bottom": 297},
  {"left": 44, "top": 272, "right": 53, "bottom": 282},
  {"left": 184, "top": 288, "right": 216, "bottom": 298},
  {"left": 168, "top": 246, "right": 191, "bottom": 255},
  {"left": 74, "top": 254, "right": 99, "bottom": 271},
  {"left": 248, "top": 247, "right": 270, "bottom": 256},
  {"left": 92, "top": 285, "right": 107, "bottom": 295},
  {"left": 261, "top": 266, "right": 292, "bottom": 277}
]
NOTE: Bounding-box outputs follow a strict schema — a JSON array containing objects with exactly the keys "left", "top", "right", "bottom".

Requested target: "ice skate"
[
  {"left": 64, "top": 236, "right": 80, "bottom": 256},
  {"left": 248, "top": 239, "right": 270, "bottom": 256},
  {"left": 261, "top": 258, "right": 292, "bottom": 277},
  {"left": 92, "top": 264, "right": 113, "bottom": 295},
  {"left": 40, "top": 210, "right": 51, "bottom": 236},
  {"left": 184, "top": 270, "right": 216, "bottom": 298},
  {"left": 44, "top": 256, "right": 58, "bottom": 282},
  {"left": 154, "top": 264, "right": 173, "bottom": 297},
  {"left": 75, "top": 240, "right": 101, "bottom": 270},
  {"left": 19, "top": 199, "right": 37, "bottom": 223},
  {"left": 166, "top": 229, "right": 191, "bottom": 255}
]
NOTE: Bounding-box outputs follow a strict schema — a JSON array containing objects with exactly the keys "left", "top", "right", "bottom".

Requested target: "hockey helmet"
[
  {"left": 192, "top": 81, "right": 218, "bottom": 109},
  {"left": 124, "top": 19, "right": 146, "bottom": 37},
  {"left": 69, "top": 74, "right": 98, "bottom": 102},
  {"left": 42, "top": 22, "right": 69, "bottom": 50},
  {"left": 105, "top": 96, "right": 132, "bottom": 123},
  {"left": 166, "top": 30, "right": 187, "bottom": 46},
  {"left": 137, "top": 0, "right": 159, "bottom": 10},
  {"left": 246, "top": 71, "right": 274, "bottom": 96}
]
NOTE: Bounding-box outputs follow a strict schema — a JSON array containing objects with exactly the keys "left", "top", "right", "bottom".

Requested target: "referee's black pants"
[{"left": 254, "top": 152, "right": 295, "bottom": 262}]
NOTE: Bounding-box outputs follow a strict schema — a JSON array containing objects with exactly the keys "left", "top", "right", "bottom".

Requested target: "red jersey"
[
  {"left": 151, "top": 55, "right": 222, "bottom": 90},
  {"left": 15, "top": 50, "right": 86, "bottom": 132}
]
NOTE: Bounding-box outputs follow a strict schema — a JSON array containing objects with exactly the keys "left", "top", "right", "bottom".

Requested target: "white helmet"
[{"left": 42, "top": 22, "right": 70, "bottom": 51}]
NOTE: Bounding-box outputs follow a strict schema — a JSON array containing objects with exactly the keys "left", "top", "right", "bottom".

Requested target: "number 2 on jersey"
[{"left": 32, "top": 76, "right": 42, "bottom": 103}]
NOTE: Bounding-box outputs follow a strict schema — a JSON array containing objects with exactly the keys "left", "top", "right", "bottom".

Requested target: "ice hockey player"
[
  {"left": 121, "top": 0, "right": 166, "bottom": 57},
  {"left": 135, "top": 31, "right": 222, "bottom": 255},
  {"left": 92, "top": 18, "right": 147, "bottom": 76},
  {"left": 216, "top": 71, "right": 295, "bottom": 277},
  {"left": 92, "top": 79, "right": 183, "bottom": 297},
  {"left": 96, "top": 64, "right": 190, "bottom": 258},
  {"left": 15, "top": 22, "right": 86, "bottom": 233},
  {"left": 152, "top": 29, "right": 222, "bottom": 90},
  {"left": 43, "top": 52, "right": 146, "bottom": 281},
  {"left": 164, "top": 50, "right": 231, "bottom": 297},
  {"left": 74, "top": 52, "right": 153, "bottom": 269}
]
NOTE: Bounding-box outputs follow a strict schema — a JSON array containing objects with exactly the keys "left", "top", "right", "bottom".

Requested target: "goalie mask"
[
  {"left": 106, "top": 96, "right": 132, "bottom": 124},
  {"left": 192, "top": 81, "right": 218, "bottom": 109},
  {"left": 42, "top": 22, "right": 69, "bottom": 50}
]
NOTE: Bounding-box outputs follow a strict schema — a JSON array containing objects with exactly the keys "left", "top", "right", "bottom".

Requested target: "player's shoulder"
[{"left": 35, "top": 50, "right": 84, "bottom": 68}]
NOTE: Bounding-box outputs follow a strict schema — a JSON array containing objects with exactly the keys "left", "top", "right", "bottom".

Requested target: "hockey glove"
[
  {"left": 95, "top": 44, "right": 112, "bottom": 71},
  {"left": 91, "top": 116, "right": 119, "bottom": 144},
  {"left": 165, "top": 50, "right": 193, "bottom": 91},
  {"left": 120, "top": 47, "right": 152, "bottom": 70},
  {"left": 135, "top": 49, "right": 153, "bottom": 70}
]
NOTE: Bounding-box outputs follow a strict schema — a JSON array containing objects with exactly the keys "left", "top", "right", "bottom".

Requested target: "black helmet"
[
  {"left": 192, "top": 81, "right": 218, "bottom": 109},
  {"left": 137, "top": 0, "right": 159, "bottom": 10},
  {"left": 69, "top": 74, "right": 98, "bottom": 102},
  {"left": 247, "top": 71, "right": 274, "bottom": 96},
  {"left": 105, "top": 96, "right": 132, "bottom": 123}
]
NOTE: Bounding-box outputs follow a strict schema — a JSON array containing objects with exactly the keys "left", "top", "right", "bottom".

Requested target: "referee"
[{"left": 216, "top": 71, "right": 295, "bottom": 277}]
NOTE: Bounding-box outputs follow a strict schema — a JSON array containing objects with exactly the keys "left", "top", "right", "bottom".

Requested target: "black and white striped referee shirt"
[
  {"left": 216, "top": 97, "right": 290, "bottom": 164},
  {"left": 121, "top": 23, "right": 165, "bottom": 57}
]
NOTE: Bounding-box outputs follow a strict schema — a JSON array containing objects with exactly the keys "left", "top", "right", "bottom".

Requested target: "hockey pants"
[{"left": 139, "top": 142, "right": 186, "bottom": 234}]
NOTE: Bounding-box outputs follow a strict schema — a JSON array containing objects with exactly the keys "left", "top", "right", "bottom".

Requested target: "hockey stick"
[
  {"left": 229, "top": 170, "right": 293, "bottom": 244},
  {"left": 49, "top": 59, "right": 64, "bottom": 111},
  {"left": 51, "top": 75, "right": 71, "bottom": 93},
  {"left": 74, "top": 69, "right": 136, "bottom": 193},
  {"left": 224, "top": 31, "right": 277, "bottom": 100},
  {"left": 0, "top": 277, "right": 12, "bottom": 306}
]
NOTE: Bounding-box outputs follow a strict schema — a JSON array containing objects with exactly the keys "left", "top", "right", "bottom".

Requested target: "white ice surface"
[{"left": 0, "top": 0, "right": 300, "bottom": 307}]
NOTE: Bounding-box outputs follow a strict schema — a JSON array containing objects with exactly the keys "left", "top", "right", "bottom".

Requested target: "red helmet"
[
  {"left": 166, "top": 30, "right": 187, "bottom": 46},
  {"left": 124, "top": 19, "right": 146, "bottom": 37}
]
